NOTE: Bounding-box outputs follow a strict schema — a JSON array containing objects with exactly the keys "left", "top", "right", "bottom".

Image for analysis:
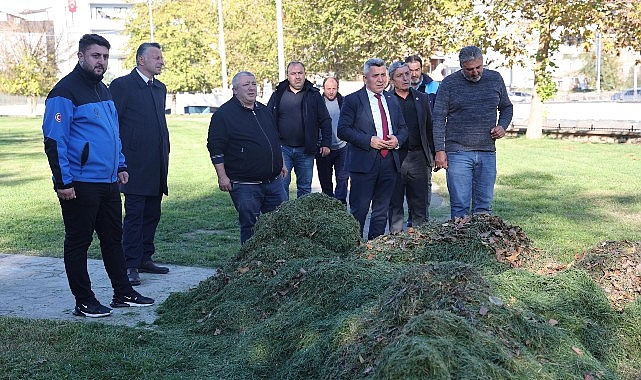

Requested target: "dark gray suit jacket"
[
  {"left": 110, "top": 69, "right": 170, "bottom": 196},
  {"left": 337, "top": 87, "right": 408, "bottom": 173},
  {"left": 404, "top": 87, "right": 435, "bottom": 167}
]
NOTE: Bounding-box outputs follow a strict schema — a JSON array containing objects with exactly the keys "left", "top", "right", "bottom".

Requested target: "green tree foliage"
[
  {"left": 222, "top": 0, "right": 278, "bottom": 85},
  {"left": 124, "top": 0, "right": 220, "bottom": 93},
  {"left": 283, "top": 0, "right": 482, "bottom": 79},
  {"left": 475, "top": 0, "right": 605, "bottom": 139},
  {"left": 0, "top": 22, "right": 59, "bottom": 114},
  {"left": 603, "top": 0, "right": 641, "bottom": 53}
]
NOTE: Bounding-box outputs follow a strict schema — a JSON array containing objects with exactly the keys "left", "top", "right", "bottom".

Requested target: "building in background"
[{"left": 0, "top": 0, "right": 131, "bottom": 80}]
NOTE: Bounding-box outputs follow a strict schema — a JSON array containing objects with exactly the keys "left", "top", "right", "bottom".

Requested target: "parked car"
[
  {"left": 508, "top": 91, "right": 532, "bottom": 103},
  {"left": 611, "top": 88, "right": 641, "bottom": 101}
]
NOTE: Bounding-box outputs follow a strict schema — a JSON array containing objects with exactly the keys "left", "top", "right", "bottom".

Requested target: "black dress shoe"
[
  {"left": 127, "top": 268, "right": 141, "bottom": 286},
  {"left": 139, "top": 260, "right": 169, "bottom": 274}
]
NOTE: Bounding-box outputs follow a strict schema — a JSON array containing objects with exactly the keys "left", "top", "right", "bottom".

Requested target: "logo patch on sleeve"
[{"left": 55, "top": 113, "right": 62, "bottom": 122}]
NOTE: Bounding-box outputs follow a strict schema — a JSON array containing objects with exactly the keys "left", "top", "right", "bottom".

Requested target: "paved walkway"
[{"left": 0, "top": 253, "right": 216, "bottom": 327}]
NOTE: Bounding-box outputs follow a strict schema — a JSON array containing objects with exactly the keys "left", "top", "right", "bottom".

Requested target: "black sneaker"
[
  {"left": 110, "top": 291, "right": 155, "bottom": 308},
  {"left": 73, "top": 301, "right": 112, "bottom": 318}
]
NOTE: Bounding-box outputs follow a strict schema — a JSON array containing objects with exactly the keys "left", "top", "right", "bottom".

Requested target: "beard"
[
  {"left": 463, "top": 70, "right": 483, "bottom": 83},
  {"left": 80, "top": 61, "right": 105, "bottom": 80}
]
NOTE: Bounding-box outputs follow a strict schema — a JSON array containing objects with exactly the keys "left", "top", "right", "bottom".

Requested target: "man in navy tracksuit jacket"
[{"left": 42, "top": 34, "right": 154, "bottom": 318}]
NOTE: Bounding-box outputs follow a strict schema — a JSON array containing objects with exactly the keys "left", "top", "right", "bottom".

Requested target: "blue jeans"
[
  {"left": 229, "top": 178, "right": 286, "bottom": 244},
  {"left": 315, "top": 146, "right": 348, "bottom": 203},
  {"left": 281, "top": 145, "right": 315, "bottom": 199},
  {"left": 445, "top": 151, "right": 496, "bottom": 218}
]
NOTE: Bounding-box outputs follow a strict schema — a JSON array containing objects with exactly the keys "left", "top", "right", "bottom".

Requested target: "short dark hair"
[
  {"left": 136, "top": 42, "right": 161, "bottom": 61},
  {"left": 404, "top": 55, "right": 423, "bottom": 68},
  {"left": 78, "top": 34, "right": 111, "bottom": 54}
]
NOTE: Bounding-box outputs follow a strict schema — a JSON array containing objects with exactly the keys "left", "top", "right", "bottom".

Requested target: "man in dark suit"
[
  {"left": 110, "top": 42, "right": 170, "bottom": 285},
  {"left": 337, "top": 58, "right": 408, "bottom": 240},
  {"left": 387, "top": 61, "right": 435, "bottom": 233}
]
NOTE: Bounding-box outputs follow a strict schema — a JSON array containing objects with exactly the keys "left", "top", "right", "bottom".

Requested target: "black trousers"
[
  {"left": 389, "top": 150, "right": 430, "bottom": 233},
  {"left": 59, "top": 182, "right": 132, "bottom": 305},
  {"left": 122, "top": 193, "right": 163, "bottom": 269}
]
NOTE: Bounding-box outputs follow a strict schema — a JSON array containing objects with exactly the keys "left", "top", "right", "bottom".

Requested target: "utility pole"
[
  {"left": 216, "top": 0, "right": 228, "bottom": 92},
  {"left": 276, "top": 0, "right": 285, "bottom": 81},
  {"left": 148, "top": 0, "right": 154, "bottom": 42},
  {"left": 595, "top": 30, "right": 601, "bottom": 94}
]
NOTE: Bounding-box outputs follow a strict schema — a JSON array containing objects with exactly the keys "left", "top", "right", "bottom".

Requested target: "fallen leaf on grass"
[
  {"left": 237, "top": 267, "right": 250, "bottom": 274},
  {"left": 572, "top": 346, "right": 584, "bottom": 356},
  {"left": 479, "top": 306, "right": 489, "bottom": 316},
  {"left": 488, "top": 296, "right": 504, "bottom": 307},
  {"left": 549, "top": 319, "right": 558, "bottom": 326}
]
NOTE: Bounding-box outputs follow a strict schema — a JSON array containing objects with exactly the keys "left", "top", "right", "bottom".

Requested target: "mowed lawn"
[{"left": 1, "top": 115, "right": 640, "bottom": 266}]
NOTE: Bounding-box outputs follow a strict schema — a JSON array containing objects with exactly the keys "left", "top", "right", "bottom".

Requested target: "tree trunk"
[
  {"left": 29, "top": 95, "right": 38, "bottom": 116},
  {"left": 172, "top": 93, "right": 177, "bottom": 114},
  {"left": 525, "top": 24, "right": 551, "bottom": 140},
  {"left": 525, "top": 92, "right": 544, "bottom": 139}
]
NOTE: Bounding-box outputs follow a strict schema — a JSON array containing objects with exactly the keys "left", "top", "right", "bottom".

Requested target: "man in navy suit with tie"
[
  {"left": 337, "top": 58, "right": 408, "bottom": 240},
  {"left": 110, "top": 42, "right": 170, "bottom": 285}
]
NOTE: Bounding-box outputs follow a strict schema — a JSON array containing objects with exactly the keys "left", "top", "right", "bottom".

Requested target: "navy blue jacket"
[
  {"left": 42, "top": 64, "right": 125, "bottom": 190},
  {"left": 337, "top": 87, "right": 408, "bottom": 173},
  {"left": 267, "top": 79, "right": 332, "bottom": 155},
  {"left": 110, "top": 69, "right": 170, "bottom": 196}
]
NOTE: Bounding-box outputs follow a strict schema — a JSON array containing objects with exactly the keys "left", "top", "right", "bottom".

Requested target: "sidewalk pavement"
[{"left": 0, "top": 253, "right": 216, "bottom": 327}]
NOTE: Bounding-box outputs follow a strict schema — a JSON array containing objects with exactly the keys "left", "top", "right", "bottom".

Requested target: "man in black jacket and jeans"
[
  {"left": 267, "top": 61, "right": 332, "bottom": 199},
  {"left": 207, "top": 71, "right": 287, "bottom": 244}
]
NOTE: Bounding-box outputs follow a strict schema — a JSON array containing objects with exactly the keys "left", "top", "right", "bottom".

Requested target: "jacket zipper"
[{"left": 252, "top": 110, "right": 275, "bottom": 176}]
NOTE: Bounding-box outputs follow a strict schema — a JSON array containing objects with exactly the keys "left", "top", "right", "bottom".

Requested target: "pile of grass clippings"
[
  {"left": 573, "top": 240, "right": 641, "bottom": 311},
  {"left": 238, "top": 193, "right": 361, "bottom": 261},
  {"left": 158, "top": 196, "right": 640, "bottom": 379}
]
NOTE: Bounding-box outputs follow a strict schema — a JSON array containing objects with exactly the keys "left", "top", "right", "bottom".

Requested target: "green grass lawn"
[
  {"left": 1, "top": 115, "right": 641, "bottom": 379},
  {"left": 3, "top": 115, "right": 639, "bottom": 264},
  {"left": 0, "top": 115, "right": 237, "bottom": 267}
]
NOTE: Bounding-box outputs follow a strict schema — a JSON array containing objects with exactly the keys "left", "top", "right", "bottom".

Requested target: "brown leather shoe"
[
  {"left": 127, "top": 268, "right": 141, "bottom": 286},
  {"left": 139, "top": 260, "right": 169, "bottom": 274}
]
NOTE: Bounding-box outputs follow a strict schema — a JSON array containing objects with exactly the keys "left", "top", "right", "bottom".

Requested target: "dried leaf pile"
[{"left": 574, "top": 240, "right": 641, "bottom": 310}]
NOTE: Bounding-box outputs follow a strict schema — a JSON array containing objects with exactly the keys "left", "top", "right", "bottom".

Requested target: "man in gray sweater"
[{"left": 432, "top": 46, "right": 513, "bottom": 218}]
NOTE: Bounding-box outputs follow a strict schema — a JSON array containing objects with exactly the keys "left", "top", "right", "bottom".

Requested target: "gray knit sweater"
[{"left": 432, "top": 69, "right": 513, "bottom": 152}]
